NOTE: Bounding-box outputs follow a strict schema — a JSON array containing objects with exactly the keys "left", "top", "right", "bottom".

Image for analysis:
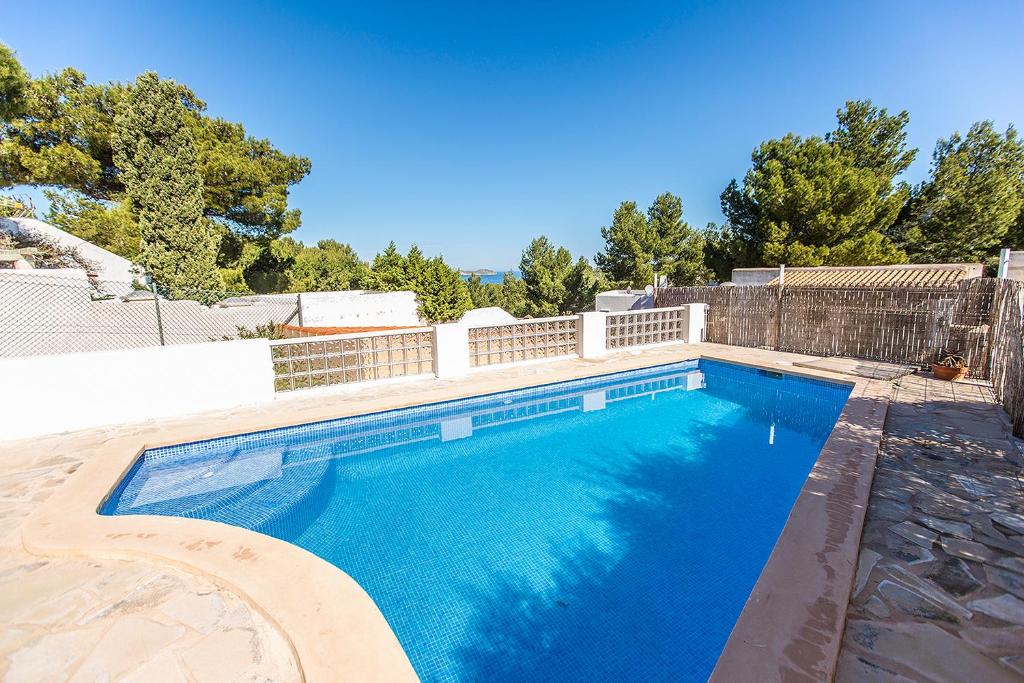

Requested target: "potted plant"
[{"left": 932, "top": 349, "right": 968, "bottom": 381}]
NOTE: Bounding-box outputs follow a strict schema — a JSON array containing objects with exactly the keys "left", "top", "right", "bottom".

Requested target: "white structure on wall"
[
  {"left": 298, "top": 290, "right": 422, "bottom": 327},
  {"left": 1, "top": 217, "right": 138, "bottom": 283},
  {"left": 0, "top": 339, "right": 274, "bottom": 440},
  {"left": 595, "top": 288, "right": 655, "bottom": 312},
  {"left": 998, "top": 249, "right": 1024, "bottom": 282}
]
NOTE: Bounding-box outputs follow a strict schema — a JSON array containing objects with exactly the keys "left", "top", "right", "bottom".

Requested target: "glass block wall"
[
  {"left": 468, "top": 317, "right": 578, "bottom": 367},
  {"left": 270, "top": 329, "right": 434, "bottom": 392},
  {"left": 605, "top": 308, "right": 687, "bottom": 349}
]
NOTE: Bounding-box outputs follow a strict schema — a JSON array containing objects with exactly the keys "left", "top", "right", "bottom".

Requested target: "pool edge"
[
  {"left": 709, "top": 362, "right": 891, "bottom": 682},
  {"left": 18, "top": 344, "right": 889, "bottom": 683}
]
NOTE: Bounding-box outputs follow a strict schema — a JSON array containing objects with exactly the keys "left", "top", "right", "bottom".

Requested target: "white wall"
[
  {"left": 1, "top": 217, "right": 138, "bottom": 283},
  {"left": 1005, "top": 251, "right": 1024, "bottom": 283},
  {"left": 595, "top": 290, "right": 653, "bottom": 312},
  {"left": 299, "top": 290, "right": 421, "bottom": 327},
  {"left": 0, "top": 339, "right": 274, "bottom": 441}
]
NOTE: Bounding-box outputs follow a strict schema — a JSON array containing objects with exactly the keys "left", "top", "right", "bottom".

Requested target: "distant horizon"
[{"left": 6, "top": 1, "right": 1024, "bottom": 265}]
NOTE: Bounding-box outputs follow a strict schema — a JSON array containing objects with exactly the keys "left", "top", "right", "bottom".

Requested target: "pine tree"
[
  {"left": 366, "top": 243, "right": 471, "bottom": 322},
  {"left": 595, "top": 201, "right": 652, "bottom": 287},
  {"left": 596, "top": 194, "right": 710, "bottom": 287},
  {"left": 112, "top": 72, "right": 221, "bottom": 292},
  {"left": 896, "top": 122, "right": 1024, "bottom": 263}
]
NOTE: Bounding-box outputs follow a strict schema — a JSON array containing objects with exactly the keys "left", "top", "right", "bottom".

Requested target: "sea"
[{"left": 460, "top": 270, "right": 521, "bottom": 284}]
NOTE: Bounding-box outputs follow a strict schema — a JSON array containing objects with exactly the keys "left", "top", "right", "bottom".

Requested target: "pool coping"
[{"left": 18, "top": 344, "right": 890, "bottom": 682}]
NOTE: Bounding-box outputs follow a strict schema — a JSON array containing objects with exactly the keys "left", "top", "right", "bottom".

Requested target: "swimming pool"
[{"left": 102, "top": 359, "right": 850, "bottom": 681}]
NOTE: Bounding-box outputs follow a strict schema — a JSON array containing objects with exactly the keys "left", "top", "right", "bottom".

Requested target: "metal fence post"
[
  {"left": 296, "top": 293, "right": 304, "bottom": 327},
  {"left": 150, "top": 281, "right": 166, "bottom": 346}
]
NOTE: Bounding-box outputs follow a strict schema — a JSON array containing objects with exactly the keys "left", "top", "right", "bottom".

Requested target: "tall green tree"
[
  {"left": 521, "top": 236, "right": 573, "bottom": 316},
  {"left": 416, "top": 256, "right": 473, "bottom": 323},
  {"left": 646, "top": 192, "right": 711, "bottom": 285},
  {"left": 0, "top": 44, "right": 309, "bottom": 242},
  {"left": 828, "top": 100, "right": 916, "bottom": 180},
  {"left": 596, "top": 194, "right": 710, "bottom": 287},
  {"left": 563, "top": 256, "right": 607, "bottom": 313},
  {"left": 365, "top": 242, "right": 413, "bottom": 291},
  {"left": 0, "top": 43, "right": 29, "bottom": 122},
  {"left": 112, "top": 72, "right": 221, "bottom": 291},
  {"left": 498, "top": 272, "right": 529, "bottom": 317},
  {"left": 366, "top": 243, "right": 472, "bottom": 322},
  {"left": 895, "top": 122, "right": 1024, "bottom": 263},
  {"left": 521, "top": 236, "right": 603, "bottom": 315},
  {"left": 716, "top": 100, "right": 912, "bottom": 269},
  {"left": 595, "top": 201, "right": 651, "bottom": 286}
]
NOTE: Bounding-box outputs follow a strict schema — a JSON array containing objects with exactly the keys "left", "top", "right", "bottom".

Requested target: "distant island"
[{"left": 459, "top": 269, "right": 498, "bottom": 276}]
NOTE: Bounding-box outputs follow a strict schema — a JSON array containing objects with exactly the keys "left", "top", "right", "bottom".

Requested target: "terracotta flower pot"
[{"left": 931, "top": 364, "right": 967, "bottom": 381}]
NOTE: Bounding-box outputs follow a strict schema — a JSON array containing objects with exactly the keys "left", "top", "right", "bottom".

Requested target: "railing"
[
  {"left": 605, "top": 306, "right": 691, "bottom": 350},
  {"left": 468, "top": 316, "right": 578, "bottom": 368},
  {"left": 270, "top": 328, "right": 434, "bottom": 392}
]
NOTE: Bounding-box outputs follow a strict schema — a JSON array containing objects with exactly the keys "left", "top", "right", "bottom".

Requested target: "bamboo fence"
[{"left": 657, "top": 278, "right": 1024, "bottom": 436}]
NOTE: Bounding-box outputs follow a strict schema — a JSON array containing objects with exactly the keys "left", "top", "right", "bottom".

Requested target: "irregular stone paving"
[
  {"left": 0, "top": 436, "right": 300, "bottom": 682},
  {"left": 837, "top": 373, "right": 1024, "bottom": 682}
]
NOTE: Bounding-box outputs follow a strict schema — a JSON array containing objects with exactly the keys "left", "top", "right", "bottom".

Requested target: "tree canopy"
[
  {"left": 0, "top": 43, "right": 29, "bottom": 122},
  {"left": 894, "top": 122, "right": 1024, "bottom": 263},
  {"left": 521, "top": 236, "right": 605, "bottom": 315},
  {"left": 113, "top": 72, "right": 221, "bottom": 291},
  {"left": 596, "top": 192, "right": 710, "bottom": 287},
  {"left": 714, "top": 100, "right": 913, "bottom": 269},
  {"left": 0, "top": 44, "right": 310, "bottom": 242},
  {"left": 365, "top": 243, "right": 472, "bottom": 323}
]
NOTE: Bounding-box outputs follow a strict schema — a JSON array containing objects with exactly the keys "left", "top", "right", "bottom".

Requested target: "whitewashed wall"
[
  {"left": 0, "top": 340, "right": 274, "bottom": 441},
  {"left": 0, "top": 305, "right": 707, "bottom": 441},
  {"left": 299, "top": 290, "right": 421, "bottom": 327},
  {"left": 1, "top": 217, "right": 138, "bottom": 283}
]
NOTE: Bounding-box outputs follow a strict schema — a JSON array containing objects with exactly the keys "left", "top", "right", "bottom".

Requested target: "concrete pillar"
[
  {"left": 432, "top": 322, "right": 470, "bottom": 378},
  {"left": 682, "top": 303, "right": 708, "bottom": 343},
  {"left": 578, "top": 312, "right": 608, "bottom": 358}
]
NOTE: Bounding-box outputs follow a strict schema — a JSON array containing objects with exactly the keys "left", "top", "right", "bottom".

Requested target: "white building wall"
[
  {"left": 299, "top": 290, "right": 422, "bottom": 327},
  {"left": 1, "top": 217, "right": 138, "bottom": 283},
  {"left": 595, "top": 290, "right": 653, "bottom": 312},
  {"left": 0, "top": 340, "right": 275, "bottom": 441},
  {"left": 1004, "top": 251, "right": 1024, "bottom": 283}
]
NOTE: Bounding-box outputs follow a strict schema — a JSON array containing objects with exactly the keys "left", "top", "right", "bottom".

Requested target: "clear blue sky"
[{"left": 5, "top": 1, "right": 1023, "bottom": 269}]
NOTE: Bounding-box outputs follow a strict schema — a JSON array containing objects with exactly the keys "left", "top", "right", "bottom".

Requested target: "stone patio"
[
  {"left": 837, "top": 373, "right": 1024, "bottom": 682},
  {"left": 0, "top": 433, "right": 300, "bottom": 682}
]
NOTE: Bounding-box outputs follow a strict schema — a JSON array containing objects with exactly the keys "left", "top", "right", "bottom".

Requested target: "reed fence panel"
[
  {"left": 989, "top": 279, "right": 1024, "bottom": 436},
  {"left": 657, "top": 280, "right": 997, "bottom": 378}
]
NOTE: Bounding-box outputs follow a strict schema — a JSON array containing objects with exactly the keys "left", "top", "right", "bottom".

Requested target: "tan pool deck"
[{"left": 0, "top": 341, "right": 1017, "bottom": 681}]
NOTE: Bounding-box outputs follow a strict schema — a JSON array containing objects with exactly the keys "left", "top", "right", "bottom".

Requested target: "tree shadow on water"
[{"left": 450, "top": 423, "right": 799, "bottom": 682}]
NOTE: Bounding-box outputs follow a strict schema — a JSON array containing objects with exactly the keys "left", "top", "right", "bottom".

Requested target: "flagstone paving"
[
  {"left": 0, "top": 436, "right": 300, "bottom": 682},
  {"left": 837, "top": 373, "right": 1024, "bottom": 682}
]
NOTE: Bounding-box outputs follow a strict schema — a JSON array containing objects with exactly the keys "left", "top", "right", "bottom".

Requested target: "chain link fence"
[{"left": 0, "top": 271, "right": 301, "bottom": 358}]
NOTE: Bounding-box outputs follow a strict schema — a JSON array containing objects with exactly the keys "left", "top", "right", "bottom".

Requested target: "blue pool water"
[{"left": 103, "top": 359, "right": 850, "bottom": 681}]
